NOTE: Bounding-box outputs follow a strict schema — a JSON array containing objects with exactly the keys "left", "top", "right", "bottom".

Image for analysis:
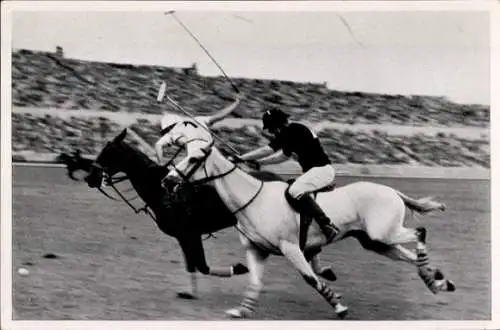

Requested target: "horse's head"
[
  {"left": 85, "top": 129, "right": 129, "bottom": 188},
  {"left": 57, "top": 150, "right": 93, "bottom": 181},
  {"left": 55, "top": 152, "right": 72, "bottom": 164},
  {"left": 165, "top": 144, "right": 233, "bottom": 187}
]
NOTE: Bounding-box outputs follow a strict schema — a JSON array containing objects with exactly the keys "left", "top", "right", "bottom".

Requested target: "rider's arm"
[
  {"left": 205, "top": 95, "right": 243, "bottom": 127},
  {"left": 239, "top": 145, "right": 275, "bottom": 161},
  {"left": 155, "top": 132, "right": 186, "bottom": 164},
  {"left": 257, "top": 150, "right": 289, "bottom": 165}
]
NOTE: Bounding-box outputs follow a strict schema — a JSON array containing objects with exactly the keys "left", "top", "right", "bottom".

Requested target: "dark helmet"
[{"left": 262, "top": 107, "right": 289, "bottom": 130}]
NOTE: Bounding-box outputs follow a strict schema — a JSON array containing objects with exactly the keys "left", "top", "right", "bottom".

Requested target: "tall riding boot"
[{"left": 297, "top": 194, "right": 338, "bottom": 244}]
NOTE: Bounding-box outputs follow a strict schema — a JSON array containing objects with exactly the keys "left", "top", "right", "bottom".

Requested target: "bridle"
[
  {"left": 171, "top": 145, "right": 279, "bottom": 251},
  {"left": 91, "top": 146, "right": 185, "bottom": 223},
  {"left": 170, "top": 145, "right": 264, "bottom": 216},
  {"left": 91, "top": 162, "right": 157, "bottom": 221}
]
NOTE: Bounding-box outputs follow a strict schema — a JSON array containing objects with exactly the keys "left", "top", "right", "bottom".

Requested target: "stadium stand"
[
  {"left": 12, "top": 113, "right": 489, "bottom": 168},
  {"left": 12, "top": 48, "right": 489, "bottom": 127},
  {"left": 11, "top": 48, "right": 490, "bottom": 168}
]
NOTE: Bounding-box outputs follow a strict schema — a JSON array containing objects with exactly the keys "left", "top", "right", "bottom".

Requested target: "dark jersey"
[{"left": 268, "top": 122, "right": 331, "bottom": 172}]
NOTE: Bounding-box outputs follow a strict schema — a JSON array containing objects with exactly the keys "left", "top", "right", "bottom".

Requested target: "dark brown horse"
[{"left": 77, "top": 129, "right": 283, "bottom": 298}]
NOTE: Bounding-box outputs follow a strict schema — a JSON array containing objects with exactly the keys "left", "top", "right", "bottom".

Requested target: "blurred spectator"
[{"left": 11, "top": 113, "right": 490, "bottom": 168}]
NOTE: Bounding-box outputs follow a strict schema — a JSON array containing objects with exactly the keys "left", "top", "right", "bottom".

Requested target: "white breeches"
[{"left": 288, "top": 164, "right": 336, "bottom": 199}]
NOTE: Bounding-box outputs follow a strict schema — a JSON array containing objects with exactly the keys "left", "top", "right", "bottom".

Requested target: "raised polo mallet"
[
  {"left": 157, "top": 80, "right": 167, "bottom": 102},
  {"left": 164, "top": 10, "right": 240, "bottom": 95},
  {"left": 156, "top": 81, "right": 244, "bottom": 158}
]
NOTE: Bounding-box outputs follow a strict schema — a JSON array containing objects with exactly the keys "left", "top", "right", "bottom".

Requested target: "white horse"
[{"left": 166, "top": 146, "right": 455, "bottom": 319}]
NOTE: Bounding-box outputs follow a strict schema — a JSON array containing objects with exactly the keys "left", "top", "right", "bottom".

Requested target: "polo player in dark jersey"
[{"left": 234, "top": 108, "right": 338, "bottom": 243}]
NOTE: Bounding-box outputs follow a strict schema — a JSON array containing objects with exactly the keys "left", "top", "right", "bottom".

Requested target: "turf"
[{"left": 12, "top": 166, "right": 490, "bottom": 320}]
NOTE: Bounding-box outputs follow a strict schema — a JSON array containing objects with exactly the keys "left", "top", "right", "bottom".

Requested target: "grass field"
[{"left": 12, "top": 166, "right": 491, "bottom": 320}]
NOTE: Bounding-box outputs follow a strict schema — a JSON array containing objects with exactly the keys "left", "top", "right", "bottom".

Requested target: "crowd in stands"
[
  {"left": 12, "top": 48, "right": 489, "bottom": 127},
  {"left": 12, "top": 113, "right": 489, "bottom": 168}
]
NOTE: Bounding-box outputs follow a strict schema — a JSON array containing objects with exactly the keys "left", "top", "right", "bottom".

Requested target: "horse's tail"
[{"left": 395, "top": 190, "right": 446, "bottom": 214}]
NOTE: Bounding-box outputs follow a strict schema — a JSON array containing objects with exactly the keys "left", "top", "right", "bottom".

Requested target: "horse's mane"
[
  {"left": 118, "top": 140, "right": 160, "bottom": 169},
  {"left": 249, "top": 170, "right": 286, "bottom": 182}
]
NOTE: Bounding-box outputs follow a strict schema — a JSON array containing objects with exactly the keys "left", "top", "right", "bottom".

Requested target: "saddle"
[
  {"left": 286, "top": 179, "right": 336, "bottom": 195},
  {"left": 285, "top": 180, "right": 336, "bottom": 251}
]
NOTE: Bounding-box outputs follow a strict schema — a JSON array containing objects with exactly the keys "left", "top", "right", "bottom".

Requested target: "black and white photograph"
[{"left": 1, "top": 1, "right": 498, "bottom": 328}]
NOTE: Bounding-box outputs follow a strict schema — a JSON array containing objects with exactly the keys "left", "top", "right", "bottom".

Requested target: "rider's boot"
[{"left": 295, "top": 194, "right": 338, "bottom": 244}]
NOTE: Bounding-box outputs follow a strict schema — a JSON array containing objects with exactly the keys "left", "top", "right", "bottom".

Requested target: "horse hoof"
[
  {"left": 446, "top": 280, "right": 456, "bottom": 292},
  {"left": 177, "top": 292, "right": 197, "bottom": 300},
  {"left": 434, "top": 269, "right": 444, "bottom": 280},
  {"left": 225, "top": 308, "right": 243, "bottom": 319},
  {"left": 225, "top": 307, "right": 251, "bottom": 319},
  {"left": 319, "top": 267, "right": 337, "bottom": 282},
  {"left": 335, "top": 304, "right": 349, "bottom": 319},
  {"left": 232, "top": 263, "right": 249, "bottom": 275}
]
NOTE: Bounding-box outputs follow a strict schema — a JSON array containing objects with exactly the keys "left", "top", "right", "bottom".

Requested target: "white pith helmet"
[{"left": 160, "top": 113, "right": 185, "bottom": 132}]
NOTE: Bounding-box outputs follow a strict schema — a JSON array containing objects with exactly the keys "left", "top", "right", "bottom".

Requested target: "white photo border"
[{"left": 1, "top": 1, "right": 498, "bottom": 329}]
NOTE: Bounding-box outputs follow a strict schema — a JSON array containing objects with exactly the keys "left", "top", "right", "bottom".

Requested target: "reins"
[
  {"left": 94, "top": 146, "right": 185, "bottom": 223},
  {"left": 96, "top": 170, "right": 157, "bottom": 221},
  {"left": 172, "top": 147, "right": 265, "bottom": 216}
]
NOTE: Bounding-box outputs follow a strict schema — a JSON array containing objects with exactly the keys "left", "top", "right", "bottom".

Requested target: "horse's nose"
[
  {"left": 165, "top": 173, "right": 181, "bottom": 185},
  {"left": 84, "top": 173, "right": 95, "bottom": 187},
  {"left": 85, "top": 169, "right": 102, "bottom": 188}
]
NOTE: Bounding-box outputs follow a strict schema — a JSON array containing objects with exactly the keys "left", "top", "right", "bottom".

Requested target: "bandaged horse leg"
[
  {"left": 414, "top": 228, "right": 456, "bottom": 294},
  {"left": 226, "top": 244, "right": 269, "bottom": 318},
  {"left": 280, "top": 240, "right": 348, "bottom": 319},
  {"left": 177, "top": 237, "right": 201, "bottom": 299},
  {"left": 176, "top": 272, "right": 198, "bottom": 300},
  {"left": 380, "top": 227, "right": 455, "bottom": 294},
  {"left": 208, "top": 263, "right": 249, "bottom": 277},
  {"left": 349, "top": 226, "right": 454, "bottom": 294}
]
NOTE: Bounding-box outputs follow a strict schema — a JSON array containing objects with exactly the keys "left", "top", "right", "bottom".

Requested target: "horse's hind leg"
[
  {"left": 226, "top": 242, "right": 269, "bottom": 319},
  {"left": 304, "top": 247, "right": 337, "bottom": 282},
  {"left": 176, "top": 236, "right": 203, "bottom": 299},
  {"left": 353, "top": 226, "right": 455, "bottom": 294},
  {"left": 280, "top": 240, "right": 348, "bottom": 319},
  {"left": 413, "top": 228, "right": 456, "bottom": 294},
  {"left": 349, "top": 229, "right": 418, "bottom": 264},
  {"left": 385, "top": 227, "right": 455, "bottom": 293},
  {"left": 309, "top": 254, "right": 338, "bottom": 282}
]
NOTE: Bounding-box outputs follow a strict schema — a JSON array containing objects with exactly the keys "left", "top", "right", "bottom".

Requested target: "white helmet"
[{"left": 160, "top": 113, "right": 185, "bottom": 134}]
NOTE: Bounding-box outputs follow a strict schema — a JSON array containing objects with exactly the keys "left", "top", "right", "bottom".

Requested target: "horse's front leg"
[
  {"left": 177, "top": 237, "right": 201, "bottom": 299},
  {"left": 280, "top": 240, "right": 348, "bottom": 319},
  {"left": 226, "top": 241, "right": 269, "bottom": 319},
  {"left": 176, "top": 234, "right": 249, "bottom": 300},
  {"left": 309, "top": 254, "right": 338, "bottom": 283},
  {"left": 184, "top": 234, "right": 249, "bottom": 278}
]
